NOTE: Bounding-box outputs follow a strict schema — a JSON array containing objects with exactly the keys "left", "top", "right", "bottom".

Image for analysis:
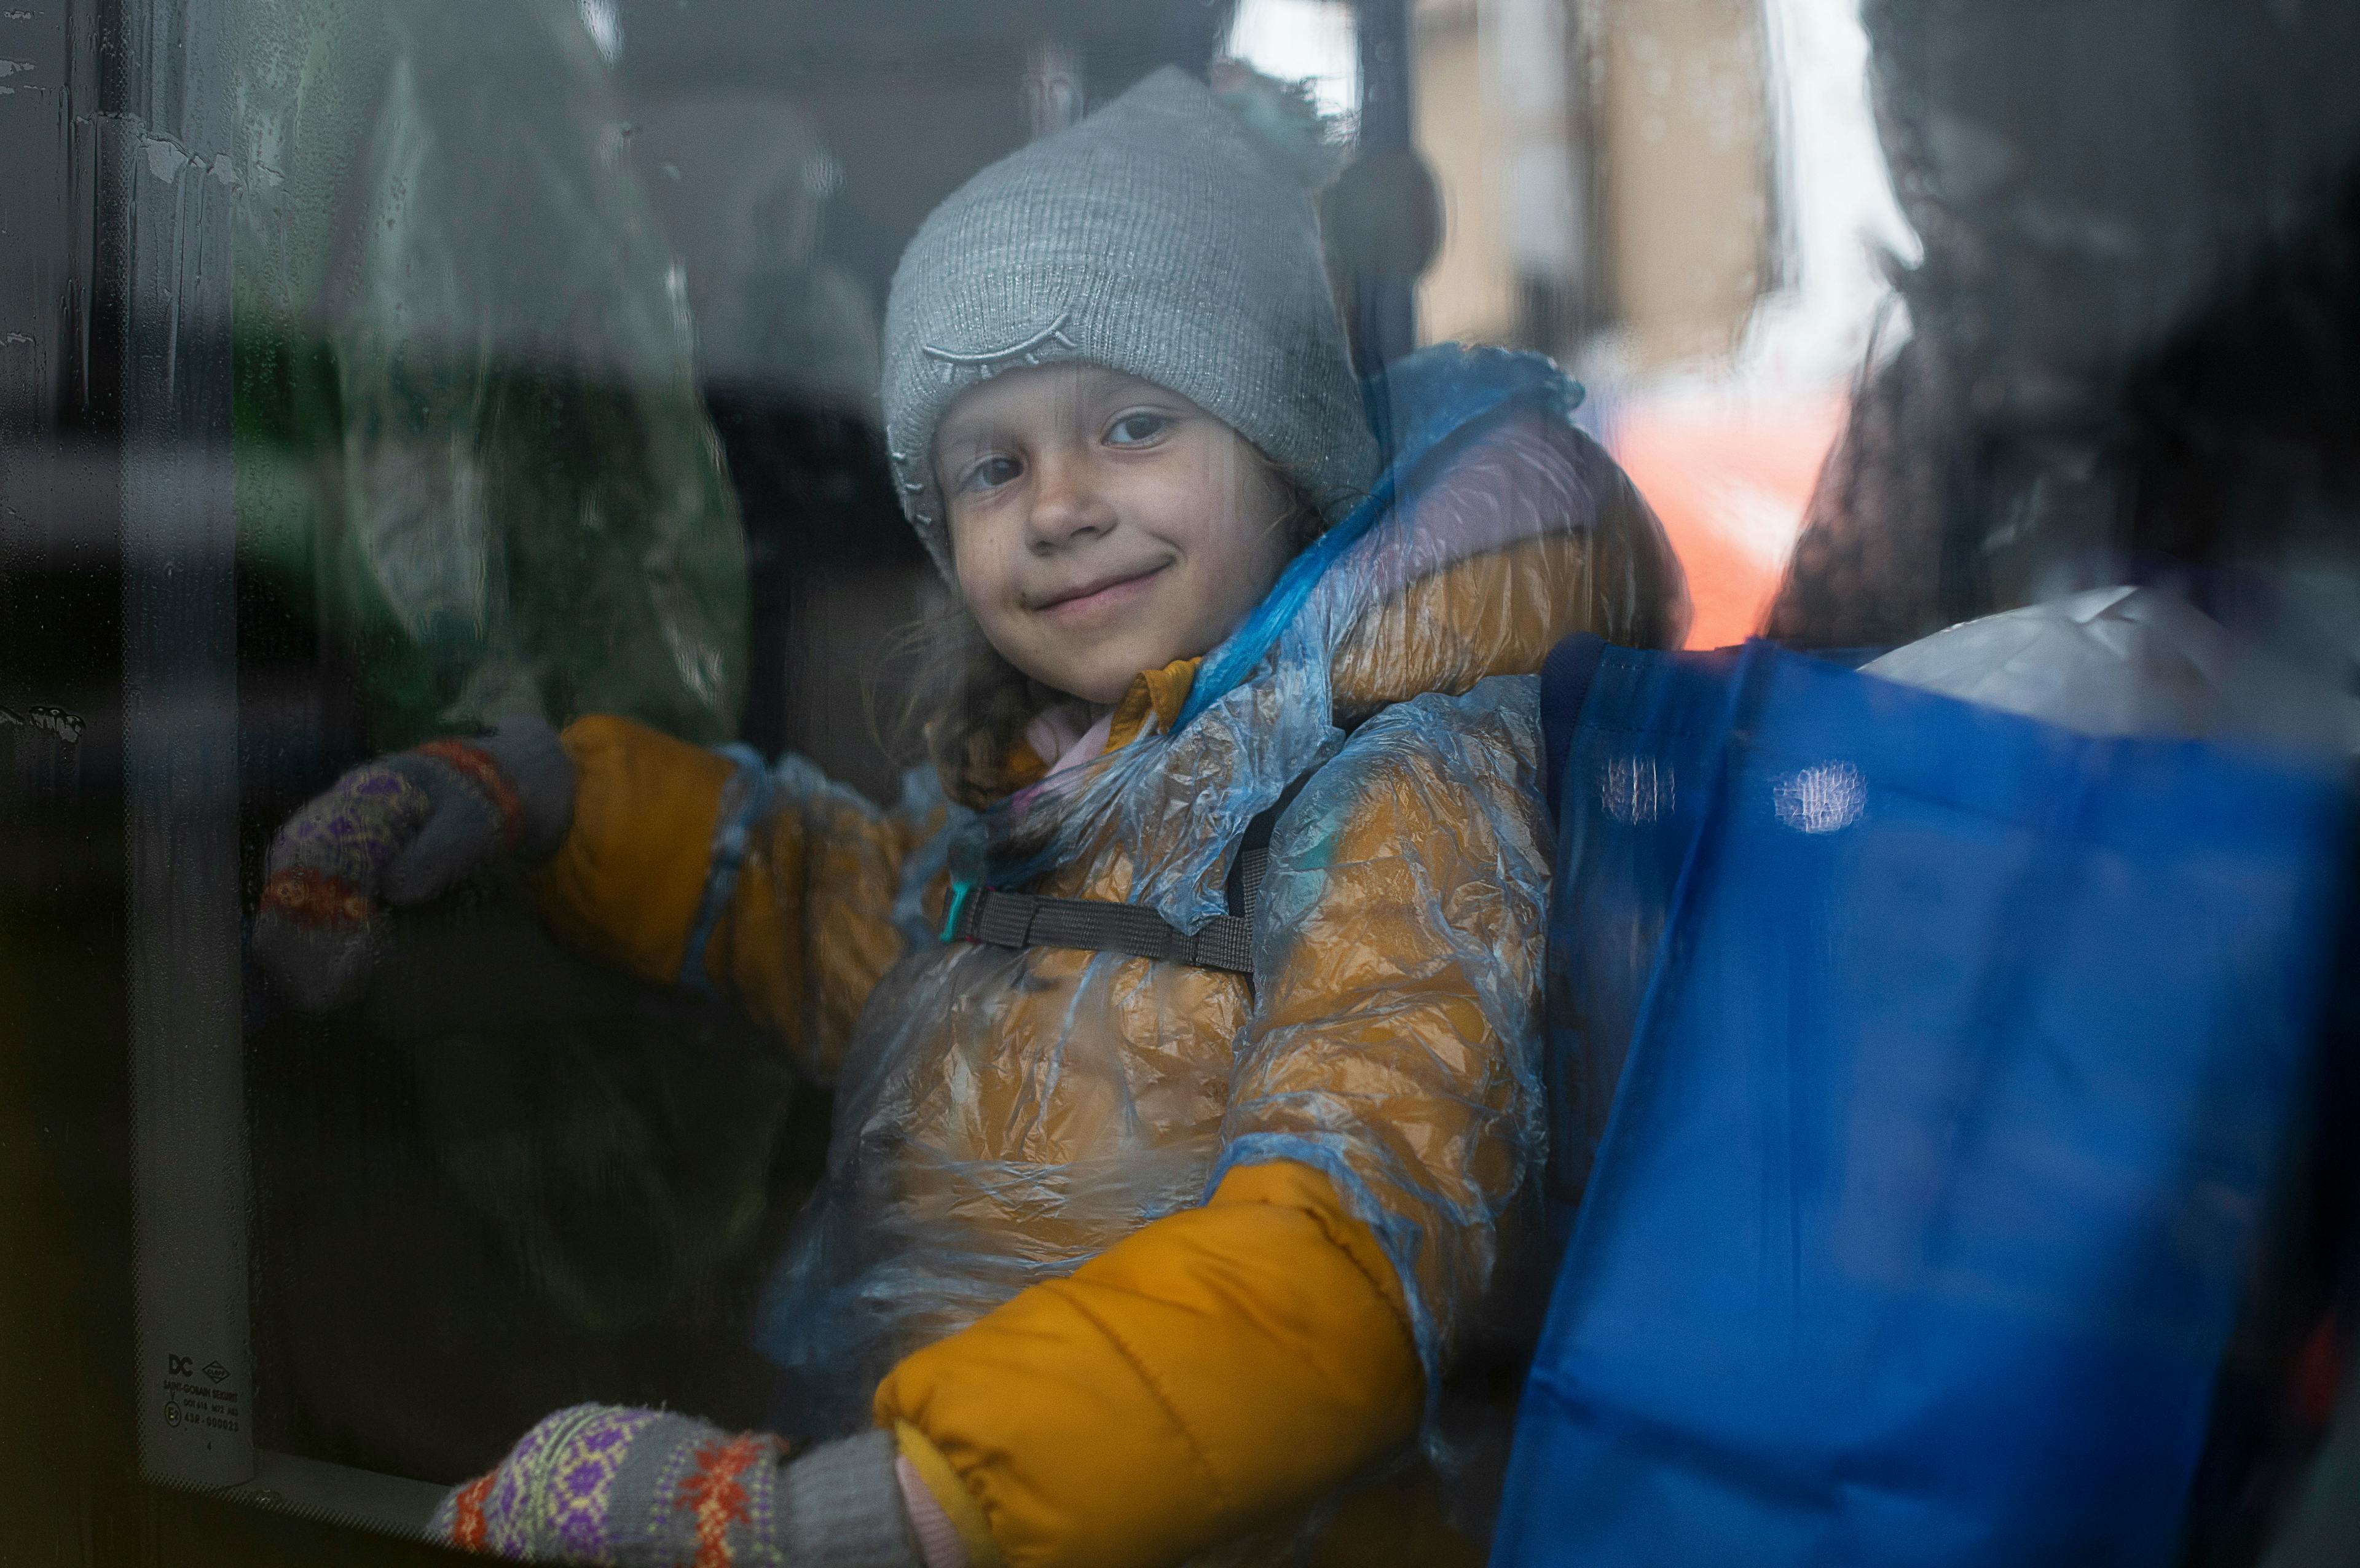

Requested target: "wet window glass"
[{"left": 5, "top": 1, "right": 2356, "bottom": 1564}]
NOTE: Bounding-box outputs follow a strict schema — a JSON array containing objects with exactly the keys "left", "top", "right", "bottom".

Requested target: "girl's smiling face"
[{"left": 936, "top": 363, "right": 1300, "bottom": 705}]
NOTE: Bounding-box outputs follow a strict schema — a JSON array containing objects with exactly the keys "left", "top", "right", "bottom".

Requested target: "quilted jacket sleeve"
[
  {"left": 532, "top": 714, "right": 935, "bottom": 1083},
  {"left": 873, "top": 1159, "right": 1423, "bottom": 1568}
]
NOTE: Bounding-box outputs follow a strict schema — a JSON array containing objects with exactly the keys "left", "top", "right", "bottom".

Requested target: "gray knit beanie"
[{"left": 881, "top": 66, "right": 1379, "bottom": 574}]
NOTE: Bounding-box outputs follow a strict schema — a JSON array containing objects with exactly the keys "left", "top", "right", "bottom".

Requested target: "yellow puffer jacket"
[{"left": 533, "top": 350, "right": 1685, "bottom": 1568}]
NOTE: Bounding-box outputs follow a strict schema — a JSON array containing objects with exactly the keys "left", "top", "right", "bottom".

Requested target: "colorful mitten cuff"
[
  {"left": 433, "top": 1403, "right": 922, "bottom": 1567},
  {"left": 380, "top": 717, "right": 577, "bottom": 904}
]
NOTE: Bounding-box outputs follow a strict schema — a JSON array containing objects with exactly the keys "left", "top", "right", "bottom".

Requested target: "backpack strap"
[
  {"left": 944, "top": 768, "right": 1323, "bottom": 977},
  {"left": 1221, "top": 768, "right": 1317, "bottom": 925},
  {"left": 945, "top": 884, "right": 1257, "bottom": 973}
]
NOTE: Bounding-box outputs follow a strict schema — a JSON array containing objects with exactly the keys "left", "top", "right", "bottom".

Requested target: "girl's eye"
[
  {"left": 1106, "top": 412, "right": 1171, "bottom": 447},
  {"left": 959, "top": 455, "right": 1021, "bottom": 493}
]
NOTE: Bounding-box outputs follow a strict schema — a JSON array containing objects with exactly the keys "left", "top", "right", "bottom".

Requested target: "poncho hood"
[{"left": 962, "top": 345, "right": 1687, "bottom": 926}]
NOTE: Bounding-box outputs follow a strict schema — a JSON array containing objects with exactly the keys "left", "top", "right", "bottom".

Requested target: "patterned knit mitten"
[
  {"left": 431, "top": 1403, "right": 923, "bottom": 1567},
  {"left": 253, "top": 717, "right": 573, "bottom": 1013}
]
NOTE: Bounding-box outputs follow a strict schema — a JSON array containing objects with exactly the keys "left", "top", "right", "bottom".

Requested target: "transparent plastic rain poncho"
[{"left": 747, "top": 347, "right": 1688, "bottom": 1435}]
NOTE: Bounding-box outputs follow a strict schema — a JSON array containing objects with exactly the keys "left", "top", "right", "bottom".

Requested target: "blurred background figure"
[
  {"left": 631, "top": 95, "right": 879, "bottom": 411},
  {"left": 1767, "top": 0, "right": 2360, "bottom": 661}
]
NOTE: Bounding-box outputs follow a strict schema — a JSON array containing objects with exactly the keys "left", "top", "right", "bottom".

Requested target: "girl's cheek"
[
  {"left": 947, "top": 519, "right": 1005, "bottom": 605},
  {"left": 950, "top": 554, "right": 985, "bottom": 607}
]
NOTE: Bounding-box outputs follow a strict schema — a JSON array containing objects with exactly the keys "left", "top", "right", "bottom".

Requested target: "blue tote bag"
[{"left": 1495, "top": 638, "right": 2350, "bottom": 1568}]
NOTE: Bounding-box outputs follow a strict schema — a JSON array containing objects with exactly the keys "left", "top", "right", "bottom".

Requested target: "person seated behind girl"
[{"left": 255, "top": 66, "right": 1686, "bottom": 1568}]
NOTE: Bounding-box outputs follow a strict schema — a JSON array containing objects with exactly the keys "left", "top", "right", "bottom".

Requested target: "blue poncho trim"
[{"left": 1174, "top": 344, "right": 1584, "bottom": 732}]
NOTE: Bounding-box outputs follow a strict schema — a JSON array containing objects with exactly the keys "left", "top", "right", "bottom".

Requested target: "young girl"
[{"left": 257, "top": 66, "right": 1683, "bottom": 1567}]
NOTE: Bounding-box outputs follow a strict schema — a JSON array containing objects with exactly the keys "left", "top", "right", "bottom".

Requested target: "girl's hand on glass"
[{"left": 250, "top": 715, "right": 573, "bottom": 1013}]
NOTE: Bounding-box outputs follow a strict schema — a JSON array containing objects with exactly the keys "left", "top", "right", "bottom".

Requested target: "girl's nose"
[{"left": 1025, "top": 451, "right": 1117, "bottom": 552}]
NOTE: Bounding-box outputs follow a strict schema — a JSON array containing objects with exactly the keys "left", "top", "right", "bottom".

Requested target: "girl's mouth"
[{"left": 1033, "top": 562, "right": 1169, "bottom": 619}]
